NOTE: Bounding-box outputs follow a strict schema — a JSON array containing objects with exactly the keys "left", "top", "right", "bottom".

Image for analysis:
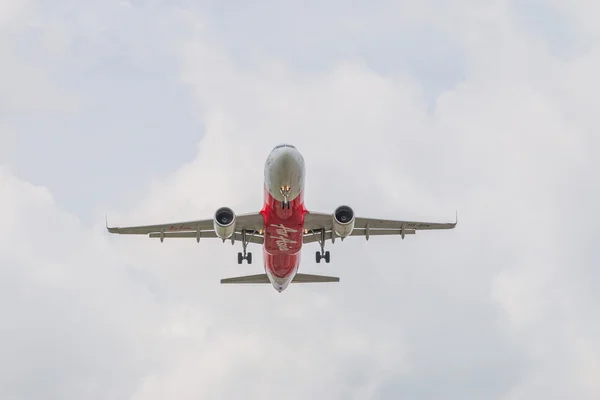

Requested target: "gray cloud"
[{"left": 1, "top": 0, "right": 599, "bottom": 399}]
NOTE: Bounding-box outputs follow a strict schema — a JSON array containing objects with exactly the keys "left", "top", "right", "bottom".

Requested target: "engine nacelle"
[
  {"left": 213, "top": 207, "right": 236, "bottom": 239},
  {"left": 333, "top": 205, "right": 355, "bottom": 238}
]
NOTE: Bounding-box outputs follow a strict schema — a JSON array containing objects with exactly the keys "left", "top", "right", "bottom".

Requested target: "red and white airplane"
[{"left": 107, "top": 143, "right": 457, "bottom": 292}]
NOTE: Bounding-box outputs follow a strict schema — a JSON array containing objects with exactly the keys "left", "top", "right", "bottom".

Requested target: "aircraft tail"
[
  {"left": 220, "top": 274, "right": 270, "bottom": 284},
  {"left": 292, "top": 273, "right": 339, "bottom": 283},
  {"left": 220, "top": 273, "right": 339, "bottom": 284}
]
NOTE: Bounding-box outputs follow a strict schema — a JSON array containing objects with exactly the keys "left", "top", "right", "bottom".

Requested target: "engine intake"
[
  {"left": 333, "top": 205, "right": 355, "bottom": 238},
  {"left": 214, "top": 207, "right": 236, "bottom": 239}
]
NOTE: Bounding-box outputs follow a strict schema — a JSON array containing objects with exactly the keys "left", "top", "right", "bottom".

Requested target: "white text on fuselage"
[{"left": 270, "top": 224, "right": 298, "bottom": 252}]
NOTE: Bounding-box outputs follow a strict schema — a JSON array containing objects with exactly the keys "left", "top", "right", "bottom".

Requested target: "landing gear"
[
  {"left": 280, "top": 186, "right": 291, "bottom": 209},
  {"left": 238, "top": 252, "right": 253, "bottom": 264},
  {"left": 316, "top": 250, "right": 330, "bottom": 263},
  {"left": 237, "top": 229, "right": 253, "bottom": 264},
  {"left": 312, "top": 228, "right": 331, "bottom": 263}
]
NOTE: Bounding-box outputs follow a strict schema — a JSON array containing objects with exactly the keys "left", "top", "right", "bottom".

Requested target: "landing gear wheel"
[
  {"left": 324, "top": 251, "right": 330, "bottom": 263},
  {"left": 316, "top": 251, "right": 321, "bottom": 263},
  {"left": 237, "top": 252, "right": 243, "bottom": 264},
  {"left": 247, "top": 252, "right": 252, "bottom": 264}
]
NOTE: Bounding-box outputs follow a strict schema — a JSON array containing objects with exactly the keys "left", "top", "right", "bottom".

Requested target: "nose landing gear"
[{"left": 280, "top": 185, "right": 291, "bottom": 209}]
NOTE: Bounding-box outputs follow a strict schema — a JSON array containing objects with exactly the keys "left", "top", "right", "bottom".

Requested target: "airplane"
[{"left": 106, "top": 143, "right": 457, "bottom": 293}]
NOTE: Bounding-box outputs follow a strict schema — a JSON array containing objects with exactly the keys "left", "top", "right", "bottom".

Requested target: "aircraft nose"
[
  {"left": 277, "top": 147, "right": 295, "bottom": 161},
  {"left": 269, "top": 148, "right": 299, "bottom": 174}
]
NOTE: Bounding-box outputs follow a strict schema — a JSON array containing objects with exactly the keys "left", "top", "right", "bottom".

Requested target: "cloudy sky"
[{"left": 1, "top": 0, "right": 599, "bottom": 399}]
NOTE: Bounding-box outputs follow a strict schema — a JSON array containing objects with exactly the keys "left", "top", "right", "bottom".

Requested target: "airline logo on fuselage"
[{"left": 270, "top": 223, "right": 298, "bottom": 252}]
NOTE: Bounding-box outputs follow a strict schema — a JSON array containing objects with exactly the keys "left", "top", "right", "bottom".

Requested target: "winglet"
[{"left": 105, "top": 215, "right": 118, "bottom": 233}]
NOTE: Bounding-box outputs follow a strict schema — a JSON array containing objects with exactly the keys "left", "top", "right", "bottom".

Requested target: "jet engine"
[
  {"left": 333, "top": 205, "right": 355, "bottom": 238},
  {"left": 213, "top": 207, "right": 236, "bottom": 239}
]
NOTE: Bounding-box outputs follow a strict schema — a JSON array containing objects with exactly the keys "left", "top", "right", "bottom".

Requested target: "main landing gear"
[
  {"left": 312, "top": 228, "right": 331, "bottom": 263},
  {"left": 237, "top": 229, "right": 253, "bottom": 264},
  {"left": 316, "top": 251, "right": 330, "bottom": 264}
]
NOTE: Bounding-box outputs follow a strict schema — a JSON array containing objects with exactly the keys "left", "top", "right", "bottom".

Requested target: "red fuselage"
[{"left": 259, "top": 144, "right": 307, "bottom": 292}]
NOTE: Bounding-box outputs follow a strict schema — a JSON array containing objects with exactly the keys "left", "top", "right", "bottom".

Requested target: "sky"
[{"left": 1, "top": 0, "right": 599, "bottom": 399}]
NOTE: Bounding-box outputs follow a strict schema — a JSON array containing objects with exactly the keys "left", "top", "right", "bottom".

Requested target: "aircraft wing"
[
  {"left": 106, "top": 212, "right": 265, "bottom": 244},
  {"left": 303, "top": 211, "right": 457, "bottom": 243}
]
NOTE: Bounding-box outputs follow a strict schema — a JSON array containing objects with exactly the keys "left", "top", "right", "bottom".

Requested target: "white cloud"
[
  {"left": 0, "top": 0, "right": 31, "bottom": 28},
  {"left": 1, "top": 0, "right": 599, "bottom": 399},
  {"left": 0, "top": 168, "right": 162, "bottom": 399}
]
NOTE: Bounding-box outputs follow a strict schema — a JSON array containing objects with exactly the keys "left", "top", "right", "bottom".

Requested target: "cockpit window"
[{"left": 273, "top": 144, "right": 296, "bottom": 150}]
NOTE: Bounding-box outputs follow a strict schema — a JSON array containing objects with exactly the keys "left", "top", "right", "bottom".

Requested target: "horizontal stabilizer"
[
  {"left": 220, "top": 274, "right": 270, "bottom": 284},
  {"left": 292, "top": 273, "right": 339, "bottom": 283},
  {"left": 220, "top": 273, "right": 339, "bottom": 284}
]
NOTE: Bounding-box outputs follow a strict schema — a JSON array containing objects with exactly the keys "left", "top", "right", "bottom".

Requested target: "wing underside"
[
  {"left": 302, "top": 211, "right": 457, "bottom": 243},
  {"left": 106, "top": 209, "right": 456, "bottom": 245},
  {"left": 106, "top": 212, "right": 265, "bottom": 243}
]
